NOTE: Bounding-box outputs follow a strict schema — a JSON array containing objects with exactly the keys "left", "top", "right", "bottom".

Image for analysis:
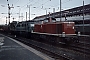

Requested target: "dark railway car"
[
  {"left": 75, "top": 24, "right": 90, "bottom": 35},
  {"left": 0, "top": 25, "right": 9, "bottom": 33},
  {"left": 15, "top": 20, "right": 35, "bottom": 37},
  {"left": 72, "top": 19, "right": 90, "bottom": 35},
  {"left": 9, "top": 21, "right": 18, "bottom": 35}
]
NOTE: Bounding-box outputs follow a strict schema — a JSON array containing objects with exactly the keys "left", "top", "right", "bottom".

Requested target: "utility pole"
[
  {"left": 53, "top": 8, "right": 55, "bottom": 18},
  {"left": 53, "top": 8, "right": 55, "bottom": 13},
  {"left": 8, "top": 4, "right": 10, "bottom": 24},
  {"left": 29, "top": 5, "right": 30, "bottom": 20},
  {"left": 26, "top": 12, "right": 27, "bottom": 21},
  {"left": 7, "top": 4, "right": 14, "bottom": 24},
  {"left": 46, "top": 9, "right": 47, "bottom": 15},
  {"left": 17, "top": 6, "right": 20, "bottom": 22},
  {"left": 6, "top": 17, "right": 7, "bottom": 25},
  {"left": 7, "top": 0, "right": 14, "bottom": 24},
  {"left": 65, "top": 13, "right": 67, "bottom": 21},
  {"left": 83, "top": 0, "right": 84, "bottom": 34},
  {"left": 21, "top": 13, "right": 23, "bottom": 21},
  {"left": 13, "top": 17, "right": 15, "bottom": 21},
  {"left": 19, "top": 8, "right": 21, "bottom": 21},
  {"left": 27, "top": 5, "right": 31, "bottom": 20},
  {"left": 60, "top": 0, "right": 61, "bottom": 21},
  {"left": 25, "top": 12, "right": 27, "bottom": 31},
  {"left": 27, "top": 0, "right": 31, "bottom": 20}
]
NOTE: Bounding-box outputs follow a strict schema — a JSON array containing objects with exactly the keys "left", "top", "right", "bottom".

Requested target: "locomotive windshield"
[{"left": 30, "top": 24, "right": 34, "bottom": 27}]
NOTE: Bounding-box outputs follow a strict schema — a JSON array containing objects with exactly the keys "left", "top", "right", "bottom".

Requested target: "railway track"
[
  {"left": 5, "top": 34, "right": 90, "bottom": 60},
  {"left": 69, "top": 42, "right": 90, "bottom": 55},
  {"left": 9, "top": 35, "right": 70, "bottom": 60},
  {"left": 67, "top": 36, "right": 90, "bottom": 55}
]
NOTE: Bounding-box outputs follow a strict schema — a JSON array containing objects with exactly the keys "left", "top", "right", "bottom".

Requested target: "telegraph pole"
[
  {"left": 46, "top": 9, "right": 47, "bottom": 15},
  {"left": 8, "top": 4, "right": 10, "bottom": 24},
  {"left": 26, "top": 12, "right": 27, "bottom": 21},
  {"left": 53, "top": 8, "right": 55, "bottom": 13},
  {"left": 60, "top": 0, "right": 61, "bottom": 21},
  {"left": 29, "top": 5, "right": 30, "bottom": 20},
  {"left": 7, "top": 0, "right": 14, "bottom": 24},
  {"left": 27, "top": 5, "right": 31, "bottom": 20},
  {"left": 53, "top": 8, "right": 55, "bottom": 18},
  {"left": 6, "top": 17, "right": 7, "bottom": 25},
  {"left": 83, "top": 0, "right": 84, "bottom": 34},
  {"left": 21, "top": 13, "right": 23, "bottom": 21},
  {"left": 13, "top": 17, "right": 15, "bottom": 21},
  {"left": 17, "top": 6, "right": 20, "bottom": 22},
  {"left": 19, "top": 8, "right": 21, "bottom": 21}
]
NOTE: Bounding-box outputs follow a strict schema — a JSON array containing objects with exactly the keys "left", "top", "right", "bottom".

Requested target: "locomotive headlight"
[
  {"left": 69, "top": 22, "right": 70, "bottom": 24},
  {"left": 73, "top": 26, "right": 74, "bottom": 29},
  {"left": 41, "top": 25, "right": 42, "bottom": 28}
]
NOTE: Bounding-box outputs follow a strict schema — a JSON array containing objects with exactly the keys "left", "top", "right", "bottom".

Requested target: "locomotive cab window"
[{"left": 30, "top": 24, "right": 35, "bottom": 27}]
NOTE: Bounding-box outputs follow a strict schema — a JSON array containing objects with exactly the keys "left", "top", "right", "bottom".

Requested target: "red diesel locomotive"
[
  {"left": 34, "top": 22, "right": 75, "bottom": 34},
  {"left": 31, "top": 17, "right": 78, "bottom": 44}
]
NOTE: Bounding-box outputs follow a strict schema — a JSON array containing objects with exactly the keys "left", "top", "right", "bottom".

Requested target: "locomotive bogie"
[{"left": 31, "top": 32, "right": 79, "bottom": 45}]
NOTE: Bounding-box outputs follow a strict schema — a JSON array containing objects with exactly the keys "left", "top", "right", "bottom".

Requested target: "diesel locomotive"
[{"left": 9, "top": 17, "right": 79, "bottom": 45}]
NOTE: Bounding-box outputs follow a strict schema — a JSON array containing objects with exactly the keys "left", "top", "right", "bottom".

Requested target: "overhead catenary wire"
[
  {"left": 14, "top": 0, "right": 20, "bottom": 5},
  {"left": 46, "top": 0, "right": 73, "bottom": 9},
  {"left": 12, "top": 0, "right": 51, "bottom": 13},
  {"left": 11, "top": 0, "right": 34, "bottom": 14},
  {"left": 13, "top": 0, "right": 72, "bottom": 13},
  {"left": 11, "top": 0, "right": 74, "bottom": 20},
  {"left": 11, "top": 0, "right": 41, "bottom": 21},
  {"left": 26, "top": 0, "right": 52, "bottom": 15},
  {"left": 31, "top": 0, "right": 73, "bottom": 14},
  {"left": 11, "top": 0, "right": 50, "bottom": 17}
]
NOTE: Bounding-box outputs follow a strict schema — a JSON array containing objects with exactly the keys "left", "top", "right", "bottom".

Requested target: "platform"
[{"left": 0, "top": 34, "right": 54, "bottom": 60}]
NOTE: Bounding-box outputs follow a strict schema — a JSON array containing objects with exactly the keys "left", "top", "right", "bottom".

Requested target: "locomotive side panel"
[
  {"left": 56, "top": 24, "right": 62, "bottom": 34},
  {"left": 45, "top": 23, "right": 57, "bottom": 34},
  {"left": 34, "top": 22, "right": 75, "bottom": 34},
  {"left": 34, "top": 24, "right": 41, "bottom": 32},
  {"left": 62, "top": 23, "right": 75, "bottom": 34},
  {"left": 42, "top": 24, "right": 46, "bottom": 33}
]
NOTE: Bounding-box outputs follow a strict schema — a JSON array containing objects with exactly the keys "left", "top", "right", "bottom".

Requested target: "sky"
[{"left": 0, "top": 0, "right": 90, "bottom": 25}]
